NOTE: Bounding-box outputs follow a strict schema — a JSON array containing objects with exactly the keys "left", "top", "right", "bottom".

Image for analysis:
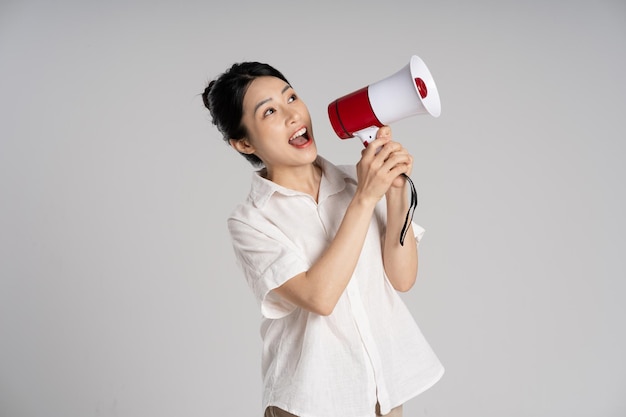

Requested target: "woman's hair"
[{"left": 202, "top": 61, "right": 290, "bottom": 167}]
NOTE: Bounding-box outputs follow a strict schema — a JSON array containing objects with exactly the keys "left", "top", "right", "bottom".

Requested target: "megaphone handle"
[
  {"left": 354, "top": 126, "right": 381, "bottom": 148},
  {"left": 354, "top": 127, "right": 419, "bottom": 246}
]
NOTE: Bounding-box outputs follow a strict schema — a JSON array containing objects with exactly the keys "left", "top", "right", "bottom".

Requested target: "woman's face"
[{"left": 236, "top": 76, "right": 317, "bottom": 172}]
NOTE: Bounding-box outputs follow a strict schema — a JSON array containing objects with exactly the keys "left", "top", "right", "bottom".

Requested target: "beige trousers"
[{"left": 264, "top": 403, "right": 403, "bottom": 417}]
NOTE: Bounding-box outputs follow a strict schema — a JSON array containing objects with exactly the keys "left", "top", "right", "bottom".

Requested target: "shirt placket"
[{"left": 346, "top": 279, "right": 390, "bottom": 408}]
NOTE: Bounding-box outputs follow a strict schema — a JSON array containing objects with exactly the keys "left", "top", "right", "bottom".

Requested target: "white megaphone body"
[{"left": 327, "top": 55, "right": 441, "bottom": 147}]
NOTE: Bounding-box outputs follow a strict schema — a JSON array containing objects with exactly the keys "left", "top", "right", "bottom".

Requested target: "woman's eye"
[
  {"left": 288, "top": 94, "right": 297, "bottom": 103},
  {"left": 263, "top": 108, "right": 275, "bottom": 117}
]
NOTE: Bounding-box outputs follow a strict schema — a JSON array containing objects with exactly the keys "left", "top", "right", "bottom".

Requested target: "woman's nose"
[{"left": 285, "top": 107, "right": 300, "bottom": 124}]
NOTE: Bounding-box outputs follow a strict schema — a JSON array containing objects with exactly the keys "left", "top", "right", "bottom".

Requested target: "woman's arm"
[
  {"left": 273, "top": 129, "right": 411, "bottom": 315},
  {"left": 273, "top": 194, "right": 377, "bottom": 316},
  {"left": 378, "top": 126, "right": 419, "bottom": 292},
  {"left": 382, "top": 183, "right": 419, "bottom": 292}
]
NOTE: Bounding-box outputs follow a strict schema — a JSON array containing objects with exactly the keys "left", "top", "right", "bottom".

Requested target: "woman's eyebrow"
[
  {"left": 253, "top": 98, "right": 272, "bottom": 115},
  {"left": 253, "top": 84, "right": 293, "bottom": 115}
]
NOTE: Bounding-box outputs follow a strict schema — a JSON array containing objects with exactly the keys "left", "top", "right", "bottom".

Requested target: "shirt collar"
[{"left": 248, "top": 156, "right": 356, "bottom": 209}]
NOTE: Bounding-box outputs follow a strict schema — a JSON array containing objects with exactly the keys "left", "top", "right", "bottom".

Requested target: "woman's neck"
[{"left": 265, "top": 162, "right": 322, "bottom": 202}]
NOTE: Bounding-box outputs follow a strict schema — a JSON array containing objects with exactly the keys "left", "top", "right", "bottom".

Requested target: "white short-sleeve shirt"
[{"left": 227, "top": 156, "right": 444, "bottom": 417}]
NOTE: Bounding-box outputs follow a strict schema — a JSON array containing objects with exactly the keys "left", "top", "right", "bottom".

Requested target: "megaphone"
[{"left": 327, "top": 55, "right": 441, "bottom": 147}]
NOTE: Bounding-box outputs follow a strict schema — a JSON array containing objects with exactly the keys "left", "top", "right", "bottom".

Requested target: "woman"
[{"left": 202, "top": 61, "right": 443, "bottom": 417}]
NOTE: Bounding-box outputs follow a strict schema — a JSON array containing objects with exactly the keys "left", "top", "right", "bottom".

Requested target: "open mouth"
[{"left": 288, "top": 127, "right": 311, "bottom": 148}]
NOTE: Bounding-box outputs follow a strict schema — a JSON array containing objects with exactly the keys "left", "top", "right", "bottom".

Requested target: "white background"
[{"left": 1, "top": 1, "right": 625, "bottom": 416}]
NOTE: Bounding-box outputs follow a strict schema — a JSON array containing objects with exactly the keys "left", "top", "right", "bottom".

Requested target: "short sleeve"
[
  {"left": 413, "top": 221, "right": 426, "bottom": 244},
  {"left": 227, "top": 217, "right": 308, "bottom": 319}
]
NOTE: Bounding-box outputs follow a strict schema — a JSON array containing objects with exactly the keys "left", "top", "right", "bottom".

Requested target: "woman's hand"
[{"left": 355, "top": 126, "right": 413, "bottom": 201}]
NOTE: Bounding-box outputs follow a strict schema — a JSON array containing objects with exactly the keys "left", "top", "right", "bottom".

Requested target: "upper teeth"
[{"left": 290, "top": 128, "right": 306, "bottom": 141}]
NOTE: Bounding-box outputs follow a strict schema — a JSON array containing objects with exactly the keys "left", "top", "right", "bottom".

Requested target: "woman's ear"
[{"left": 229, "top": 138, "right": 255, "bottom": 154}]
